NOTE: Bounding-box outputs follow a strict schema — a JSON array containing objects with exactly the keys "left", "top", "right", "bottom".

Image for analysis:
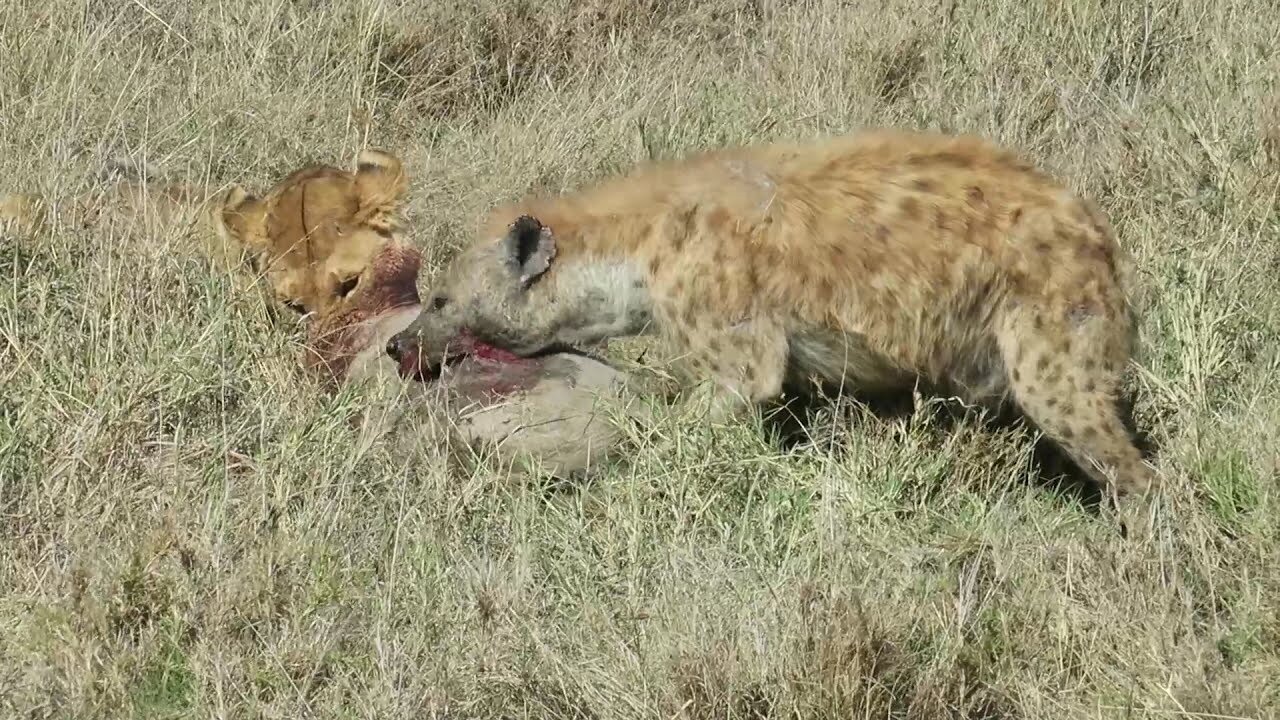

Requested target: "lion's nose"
[{"left": 385, "top": 337, "right": 401, "bottom": 362}]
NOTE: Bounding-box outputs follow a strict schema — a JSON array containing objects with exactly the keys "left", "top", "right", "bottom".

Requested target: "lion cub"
[{"left": 389, "top": 128, "right": 1157, "bottom": 503}]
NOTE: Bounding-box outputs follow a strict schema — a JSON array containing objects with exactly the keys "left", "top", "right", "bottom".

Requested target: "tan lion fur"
[
  {"left": 217, "top": 151, "right": 410, "bottom": 319},
  {"left": 2, "top": 152, "right": 412, "bottom": 321}
]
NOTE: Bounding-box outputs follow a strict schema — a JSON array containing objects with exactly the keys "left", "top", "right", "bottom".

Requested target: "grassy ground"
[{"left": 2, "top": 0, "right": 1278, "bottom": 717}]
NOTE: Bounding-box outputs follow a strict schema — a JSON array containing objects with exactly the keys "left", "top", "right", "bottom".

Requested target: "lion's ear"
[
  {"left": 218, "top": 185, "right": 267, "bottom": 247},
  {"left": 353, "top": 149, "right": 407, "bottom": 213},
  {"left": 210, "top": 185, "right": 272, "bottom": 275}
]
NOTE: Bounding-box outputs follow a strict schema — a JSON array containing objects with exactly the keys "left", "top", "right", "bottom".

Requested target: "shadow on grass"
[{"left": 762, "top": 380, "right": 1161, "bottom": 515}]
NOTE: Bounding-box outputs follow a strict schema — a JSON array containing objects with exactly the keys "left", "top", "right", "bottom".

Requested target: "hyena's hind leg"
[{"left": 996, "top": 304, "right": 1158, "bottom": 506}]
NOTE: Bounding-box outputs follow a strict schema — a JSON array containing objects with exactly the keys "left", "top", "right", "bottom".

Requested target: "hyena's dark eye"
[
  {"left": 335, "top": 275, "right": 359, "bottom": 298},
  {"left": 431, "top": 295, "right": 449, "bottom": 311}
]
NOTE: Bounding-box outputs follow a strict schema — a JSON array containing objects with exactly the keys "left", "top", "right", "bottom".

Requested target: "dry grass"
[{"left": 2, "top": 0, "right": 1279, "bottom": 718}]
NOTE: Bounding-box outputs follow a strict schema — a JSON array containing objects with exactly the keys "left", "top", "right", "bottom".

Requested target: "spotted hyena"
[{"left": 387, "top": 128, "right": 1157, "bottom": 504}]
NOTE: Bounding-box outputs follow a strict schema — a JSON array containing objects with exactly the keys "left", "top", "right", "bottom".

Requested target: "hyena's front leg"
[{"left": 673, "top": 315, "right": 790, "bottom": 424}]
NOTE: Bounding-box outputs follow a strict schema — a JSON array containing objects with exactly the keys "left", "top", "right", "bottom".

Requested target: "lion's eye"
[
  {"left": 431, "top": 295, "right": 449, "bottom": 311},
  {"left": 336, "top": 275, "right": 359, "bottom": 298},
  {"left": 284, "top": 299, "right": 307, "bottom": 314}
]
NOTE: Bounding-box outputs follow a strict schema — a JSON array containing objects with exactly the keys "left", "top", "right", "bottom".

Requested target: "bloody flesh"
[{"left": 457, "top": 329, "right": 529, "bottom": 365}]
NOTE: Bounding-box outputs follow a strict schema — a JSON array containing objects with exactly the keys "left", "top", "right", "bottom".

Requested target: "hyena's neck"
[{"left": 549, "top": 256, "right": 656, "bottom": 345}]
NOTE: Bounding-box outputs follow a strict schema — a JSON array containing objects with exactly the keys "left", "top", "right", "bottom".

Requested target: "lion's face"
[
  {"left": 216, "top": 149, "right": 428, "bottom": 384},
  {"left": 303, "top": 241, "right": 424, "bottom": 384},
  {"left": 216, "top": 149, "right": 411, "bottom": 319}
]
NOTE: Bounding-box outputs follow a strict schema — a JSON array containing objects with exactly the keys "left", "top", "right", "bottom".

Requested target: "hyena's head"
[
  {"left": 386, "top": 215, "right": 560, "bottom": 378},
  {"left": 386, "top": 213, "right": 650, "bottom": 380}
]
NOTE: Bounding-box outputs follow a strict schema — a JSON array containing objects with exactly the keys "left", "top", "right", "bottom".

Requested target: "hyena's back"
[{"left": 605, "top": 131, "right": 1135, "bottom": 390}]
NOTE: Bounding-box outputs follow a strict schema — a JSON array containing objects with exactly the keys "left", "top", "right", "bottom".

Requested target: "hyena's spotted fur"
[{"left": 390, "top": 128, "right": 1156, "bottom": 504}]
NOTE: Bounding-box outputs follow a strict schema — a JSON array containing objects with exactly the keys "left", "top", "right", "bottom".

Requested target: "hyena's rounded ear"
[
  {"left": 504, "top": 215, "right": 556, "bottom": 287},
  {"left": 353, "top": 149, "right": 407, "bottom": 213}
]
